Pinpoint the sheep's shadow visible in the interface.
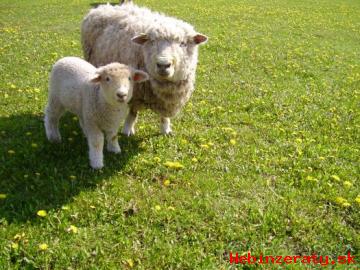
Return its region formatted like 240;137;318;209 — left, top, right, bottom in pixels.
90;2;119;8
0;112;141;224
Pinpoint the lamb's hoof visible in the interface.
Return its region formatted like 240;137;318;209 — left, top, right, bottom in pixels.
47;135;62;143
107;145;121;154
90;161;104;170
161;128;173;136
122;126;135;137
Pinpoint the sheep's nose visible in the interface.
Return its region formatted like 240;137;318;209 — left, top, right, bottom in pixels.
156;63;171;70
116;93;127;99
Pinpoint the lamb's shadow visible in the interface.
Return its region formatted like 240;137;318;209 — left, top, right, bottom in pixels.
90;2;119;8
0;112;141;223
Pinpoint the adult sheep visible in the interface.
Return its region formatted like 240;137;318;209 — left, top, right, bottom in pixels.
81;2;208;135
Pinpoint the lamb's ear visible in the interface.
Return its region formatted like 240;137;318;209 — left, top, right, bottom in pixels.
132;34;149;45
133;70;149;83
90;73;101;83
193;33;208;45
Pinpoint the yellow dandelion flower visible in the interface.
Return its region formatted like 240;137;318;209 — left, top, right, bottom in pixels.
181;139;188;144
8;150;15;155
306;176;318;182
200;144;209;149
31;143;38;148
342;202;351;207
126;258;134;268
343;181;353;188
66;225;78;234
295;138;302;143
153;157;161;163
230;139;236;145
192;157;198;163
331;175;340;181
11;242;19;250
90;205;96;209
38;243;48;251
163;179;171;186
0;194;7;199
163;161;184;169
154;205;161;211
37;210;47;217
319;156;325;160
222;127;234;132
354;195;360;204
10;84;16;89
335;197;348;205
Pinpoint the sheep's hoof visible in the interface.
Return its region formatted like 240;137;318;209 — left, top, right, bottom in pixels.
122;126;135;136
90;161;104;170
107;145;121;154
161;129;173;136
47;136;62;143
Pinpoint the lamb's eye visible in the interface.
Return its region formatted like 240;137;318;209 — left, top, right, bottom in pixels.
128;77;131;81
180;42;187;47
105;77;110;82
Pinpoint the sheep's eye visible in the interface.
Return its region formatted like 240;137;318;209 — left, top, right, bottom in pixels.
105;77;110;82
128;77;131;81
180;42;187;47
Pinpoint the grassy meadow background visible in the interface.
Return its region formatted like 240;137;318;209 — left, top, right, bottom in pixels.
0;0;359;269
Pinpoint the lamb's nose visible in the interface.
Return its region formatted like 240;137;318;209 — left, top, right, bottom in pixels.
116;93;127;99
156;63;171;70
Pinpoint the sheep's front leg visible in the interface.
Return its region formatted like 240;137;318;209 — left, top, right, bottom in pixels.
86;127;104;169
122;110;138;136
106;130;121;154
160;116;172;135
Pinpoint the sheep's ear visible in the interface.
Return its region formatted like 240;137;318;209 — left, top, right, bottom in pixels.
132;34;149;45
90;74;101;83
193;34;208;45
133;70;149;83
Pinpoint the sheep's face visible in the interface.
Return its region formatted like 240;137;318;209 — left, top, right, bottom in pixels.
132;33;207;83
90;63;149;106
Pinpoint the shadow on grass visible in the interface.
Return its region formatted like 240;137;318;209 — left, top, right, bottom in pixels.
0;112;142;224
90;2;119;8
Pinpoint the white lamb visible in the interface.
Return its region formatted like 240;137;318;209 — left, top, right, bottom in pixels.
44;56;149;169
81;3;208;136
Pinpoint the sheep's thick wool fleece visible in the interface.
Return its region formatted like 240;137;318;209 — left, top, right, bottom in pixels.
81;3;200;117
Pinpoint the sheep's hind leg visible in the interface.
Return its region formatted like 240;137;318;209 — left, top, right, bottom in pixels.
160;116;172;135
122;110;138;136
106;130;121;154
44;103;65;143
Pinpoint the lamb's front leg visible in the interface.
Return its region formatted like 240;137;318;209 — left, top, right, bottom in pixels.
160;116;172;135
86;127;104;169
122;110;138;136
106;130;121;154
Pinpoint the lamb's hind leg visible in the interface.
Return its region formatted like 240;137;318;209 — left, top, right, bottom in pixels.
122;109;138;136
160;116;172;135
44;101;65;143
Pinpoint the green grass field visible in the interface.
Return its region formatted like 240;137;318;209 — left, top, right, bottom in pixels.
0;0;359;269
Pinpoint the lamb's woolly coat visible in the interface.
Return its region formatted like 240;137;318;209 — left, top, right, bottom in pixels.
81;3;203;118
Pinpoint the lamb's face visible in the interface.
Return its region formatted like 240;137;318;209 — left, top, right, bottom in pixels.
132;33;207;83
90;63;149;106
